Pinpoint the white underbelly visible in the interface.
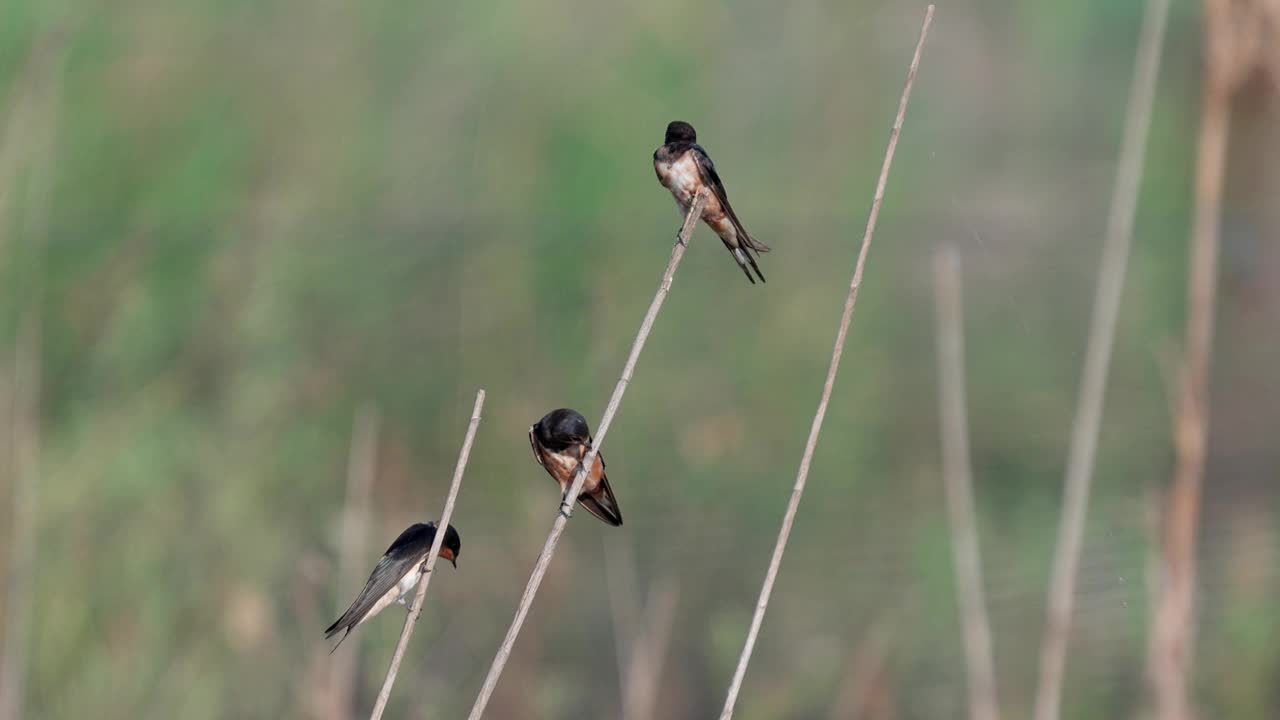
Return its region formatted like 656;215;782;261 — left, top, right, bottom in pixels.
360;566;422;627
657;156;702;206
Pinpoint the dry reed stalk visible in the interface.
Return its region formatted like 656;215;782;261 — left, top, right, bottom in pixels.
328;406;379;720
716;8;935;718
604;536;641;697
1146;0;1263;715
368;389;486;720
933;248;1000;720
466;190;709;720
1030;0;1171;717
621;579;680;720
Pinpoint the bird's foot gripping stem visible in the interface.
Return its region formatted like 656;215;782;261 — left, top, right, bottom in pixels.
558;499;573;520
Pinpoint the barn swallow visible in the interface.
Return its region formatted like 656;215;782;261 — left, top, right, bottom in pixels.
529;408;623;527
653;120;771;284
324;522;461;652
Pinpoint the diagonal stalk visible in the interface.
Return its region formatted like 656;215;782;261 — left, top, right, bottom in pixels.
717;8;935;718
368;389;486;720
466;191;709;720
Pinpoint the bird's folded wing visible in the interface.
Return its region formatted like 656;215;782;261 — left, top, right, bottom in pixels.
325;552;419;636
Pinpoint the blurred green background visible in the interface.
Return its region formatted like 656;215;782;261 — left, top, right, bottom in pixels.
2;0;1279;718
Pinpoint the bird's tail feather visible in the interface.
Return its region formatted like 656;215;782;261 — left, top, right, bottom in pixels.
742;233;771;253
578;476;623;527
733;247;766;284
327;627;351;654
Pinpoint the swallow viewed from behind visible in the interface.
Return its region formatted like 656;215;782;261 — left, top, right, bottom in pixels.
324;521;461;652
529;408;623;527
653;120;771;283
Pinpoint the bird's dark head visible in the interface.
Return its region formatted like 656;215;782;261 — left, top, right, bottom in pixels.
664;120;696;144
532;408;591;451
436;523;462;568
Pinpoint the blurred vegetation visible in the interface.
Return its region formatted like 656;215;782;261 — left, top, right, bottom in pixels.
1;0;1278;718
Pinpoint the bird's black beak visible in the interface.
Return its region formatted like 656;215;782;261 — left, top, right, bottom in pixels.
450;557;457;569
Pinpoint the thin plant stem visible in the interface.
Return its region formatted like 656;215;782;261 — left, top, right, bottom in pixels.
934;247;1000;720
621;579;680;720
1031;0;1171;716
717;8;935;718
329;405;379;720
466;191;709;720
1147;0;1238;714
368;389;486;720
604;536;641;698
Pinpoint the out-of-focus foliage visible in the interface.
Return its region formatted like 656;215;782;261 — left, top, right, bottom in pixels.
1;0;1278;718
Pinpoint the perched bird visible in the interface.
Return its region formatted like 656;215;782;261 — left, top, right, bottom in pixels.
529;408;623;527
653;120;770;283
324;522;461;652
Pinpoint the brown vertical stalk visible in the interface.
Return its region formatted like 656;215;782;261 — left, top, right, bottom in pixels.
604;536;641;699
1147;1;1237;716
466;191;709;720
1031;0;1171;716
1147;90;1225;720
933;248;1000;720
328;406;380;720
621;579;680;720
368;389;485;720
716;8;934;719
606;539;681;720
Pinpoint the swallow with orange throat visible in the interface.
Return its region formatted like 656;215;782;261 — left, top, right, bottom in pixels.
529;408;623;526
324;521;460;652
653;120;770;283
